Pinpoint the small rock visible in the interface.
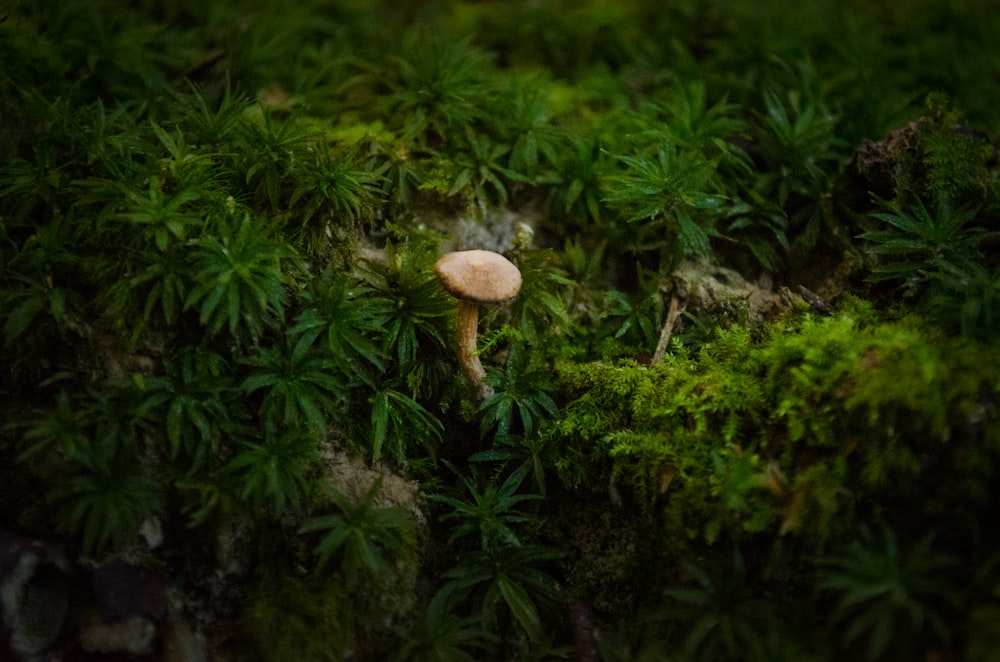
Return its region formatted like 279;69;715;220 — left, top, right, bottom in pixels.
79;611;156;655
161;616;207;662
140;516;164;550
0;529;70;657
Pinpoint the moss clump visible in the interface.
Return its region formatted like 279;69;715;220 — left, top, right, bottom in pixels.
550;297;1000;542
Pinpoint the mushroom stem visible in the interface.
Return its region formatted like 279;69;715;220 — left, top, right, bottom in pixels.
456;299;492;400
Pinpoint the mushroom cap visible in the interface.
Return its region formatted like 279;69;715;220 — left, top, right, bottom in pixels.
434;250;522;303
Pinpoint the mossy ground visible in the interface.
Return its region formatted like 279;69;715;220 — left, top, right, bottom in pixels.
2;1;1000;660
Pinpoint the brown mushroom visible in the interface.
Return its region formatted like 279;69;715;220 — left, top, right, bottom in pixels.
433;250;522;400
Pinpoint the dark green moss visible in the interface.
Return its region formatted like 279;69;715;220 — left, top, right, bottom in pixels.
2;1;999;659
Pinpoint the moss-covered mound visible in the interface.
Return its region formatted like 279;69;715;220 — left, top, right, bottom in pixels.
2;1;999;659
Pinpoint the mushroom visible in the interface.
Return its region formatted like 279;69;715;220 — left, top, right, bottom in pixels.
433;250;522;400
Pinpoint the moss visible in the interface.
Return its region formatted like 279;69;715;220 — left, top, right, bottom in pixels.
546;298;1000;547
2;1;1000;659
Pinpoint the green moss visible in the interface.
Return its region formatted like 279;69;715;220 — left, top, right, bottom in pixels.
243;573;357;661
547;299;1000;547
2;1;1000;658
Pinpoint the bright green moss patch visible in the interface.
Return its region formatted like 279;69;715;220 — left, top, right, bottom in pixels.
548;299;1000;546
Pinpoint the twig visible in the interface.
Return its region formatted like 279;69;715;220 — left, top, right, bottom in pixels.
652;293;685;364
